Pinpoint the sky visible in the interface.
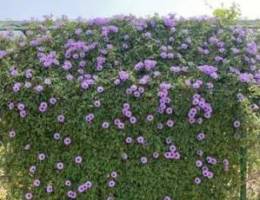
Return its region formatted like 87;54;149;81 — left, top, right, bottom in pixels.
0;0;260;20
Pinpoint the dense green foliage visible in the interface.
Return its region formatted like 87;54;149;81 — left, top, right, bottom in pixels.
0;16;259;200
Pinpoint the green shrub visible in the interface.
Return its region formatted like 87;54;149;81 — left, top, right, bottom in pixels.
0;16;259;200
213;3;241;26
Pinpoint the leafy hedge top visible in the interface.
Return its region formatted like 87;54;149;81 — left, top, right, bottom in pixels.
0;15;259;200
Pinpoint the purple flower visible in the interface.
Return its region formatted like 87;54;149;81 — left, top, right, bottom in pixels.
138;75;150;85
215;56;223;62
196;132;205;141
78;184;85;193
44;78;52;85
8;102;15;110
85;113;95;123
167;53;174;59
62;60;72;70
207;156;217;165
64;137;72;146
123;103;130;109
25;69;33;79
46;185;53;193
17;103;25;111
246;42;257;55
125;136;133;144
65;180;72;187
138;86;145;93
170;66;182;73
81;79;89;89
9;130;16;138
206;82;214;89
232;47;240;54
152;152;160;159
136;136;145;144
194;177;201;184
195;160;203;168
49;97;57;105
10;66;18;77
57;114;65;123
163;196;172;200
75;155;83;164
12;82;22;93
79;60;86;67
166;119;175;127
144;59;157;71
38;51;59;68
181;43;188;49
160;46;167;52
56;162;64;170
94;100;101;107
67;190;77;199
202;170;208;177
123;109;132;118
89;17;110;26
25;192;33;200
84;180;93;189
0;50;7;59
223;159;229;165
173;152;181;160
102;121;110;129
129;116;137;124
75;28;82;35
133;91;140;97
219;48;225;53
114;79;120;85
96;56;106;70
117;122;125;129
206;171;214;179
97;86;104;93
33;179;41;187
119;71;129;81
233;120;241;128
163;16;176;28
38;102;48;113
101;25;118;37
19;110;27;118
169;145;176;152
134;61;144;71
34;85;44;93
140;156;148;164
160;52;168;59
24;82;32;88
53;132;61;140
29;165;37;174
111;171;118;178
38;153;46;161
66;74;74;81
146;114;154;122
108;180;116;188
197;149;204;157
237;93;245;102
198;65;218;79
144;32;152;38
165;137;172;144
164;152;171;159
239;73;254;83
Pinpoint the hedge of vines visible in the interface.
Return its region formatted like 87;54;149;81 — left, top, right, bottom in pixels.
0;15;259;200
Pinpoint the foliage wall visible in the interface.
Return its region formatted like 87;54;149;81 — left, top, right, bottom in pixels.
0;15;259;200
